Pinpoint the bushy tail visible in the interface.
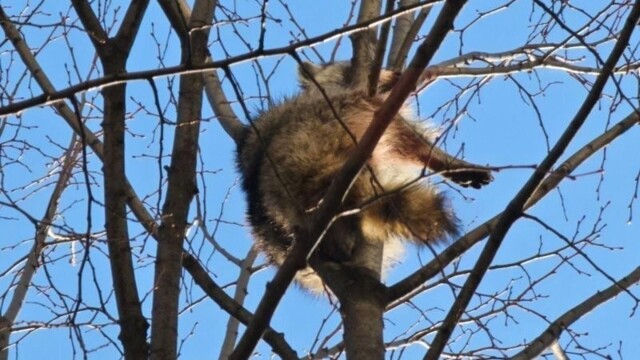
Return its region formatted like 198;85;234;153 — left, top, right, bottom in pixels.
360;184;459;245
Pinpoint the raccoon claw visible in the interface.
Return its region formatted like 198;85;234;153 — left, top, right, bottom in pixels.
448;169;493;189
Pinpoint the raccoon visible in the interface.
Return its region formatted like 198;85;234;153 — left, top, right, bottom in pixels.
236;61;492;292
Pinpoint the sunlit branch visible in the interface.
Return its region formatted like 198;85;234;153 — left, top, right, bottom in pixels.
0;5;295;357
387;95;640;305
423;2;640;358
511;265;640;359
0;0;441;117
229;1;469;358
0;136;80;360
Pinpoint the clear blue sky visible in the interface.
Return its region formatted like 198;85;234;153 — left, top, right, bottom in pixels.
1;1;638;358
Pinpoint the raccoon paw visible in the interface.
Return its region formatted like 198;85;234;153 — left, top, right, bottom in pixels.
448;168;493;189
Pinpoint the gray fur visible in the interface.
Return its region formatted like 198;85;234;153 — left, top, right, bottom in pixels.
236;62;491;293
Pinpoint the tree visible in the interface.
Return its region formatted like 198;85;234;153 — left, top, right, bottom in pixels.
0;0;639;359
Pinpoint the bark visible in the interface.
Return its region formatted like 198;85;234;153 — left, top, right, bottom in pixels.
387;0;417;67
351;0;382;90
101;61;150;360
388;2;432;72
71;1;151;358
0;318;8;360
368;0;394;96
313;243;386;360
341;287;385;360
219;248;260;359
149;1;215;359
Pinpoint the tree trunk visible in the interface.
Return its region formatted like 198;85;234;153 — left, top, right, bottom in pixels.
315;240;387;359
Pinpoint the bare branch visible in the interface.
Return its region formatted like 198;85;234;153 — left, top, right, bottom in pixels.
511;266;640;359
423;2;640;358
173;0;245;144
0;136;79;360
182;254;299;359
72;1;152;358
219;247;260;359
390;3;431;71
368;0;394;96
150;0;215;358
387;104;639;304
2;1;639;358
203;68;246;144
229;1;469;358
114;0;152;53
0;0;440;118
0;5;294;357
70;0;109;48
387;0;417;67
351;0;382;90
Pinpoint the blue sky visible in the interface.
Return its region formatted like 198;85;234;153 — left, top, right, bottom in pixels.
1;0;639;359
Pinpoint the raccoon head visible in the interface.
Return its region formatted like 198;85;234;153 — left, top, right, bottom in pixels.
297;61;399;93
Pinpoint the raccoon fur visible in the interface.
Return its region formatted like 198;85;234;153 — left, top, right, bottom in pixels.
236;61;492;293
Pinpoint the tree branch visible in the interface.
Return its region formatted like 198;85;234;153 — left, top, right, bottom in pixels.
386;109;640;304
422;2;640;358
0;136;79;360
229;0;469;358
0;7;294;357
390;2;431;71
351;0;382;90
69;0;108;50
114;0;152;54
149;0;215;358
387;0;417;68
182;254;299;359
511;266;640;359
368;0;395;96
219;247;260;359
0;0;440;117
172;0;245;145
72;1;152;358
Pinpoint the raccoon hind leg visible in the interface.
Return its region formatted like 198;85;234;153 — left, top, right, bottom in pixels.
388;119;493;189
